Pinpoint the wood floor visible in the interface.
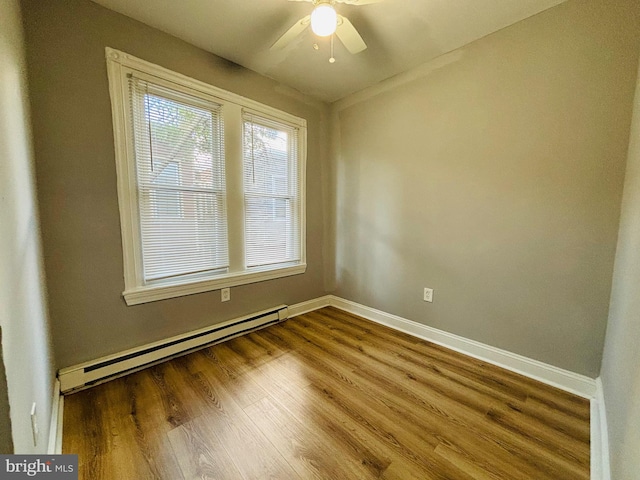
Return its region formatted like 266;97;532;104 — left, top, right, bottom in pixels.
63;307;590;479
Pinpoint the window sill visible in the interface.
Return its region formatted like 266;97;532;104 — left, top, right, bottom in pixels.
123;263;307;306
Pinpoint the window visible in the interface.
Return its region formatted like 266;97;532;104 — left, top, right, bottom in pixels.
243;115;301;268
132;80;228;282
106;48;306;305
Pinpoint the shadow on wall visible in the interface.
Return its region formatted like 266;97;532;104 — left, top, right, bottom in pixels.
0;329;13;453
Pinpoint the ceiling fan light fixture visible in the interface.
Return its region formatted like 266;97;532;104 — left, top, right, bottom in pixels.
310;3;337;37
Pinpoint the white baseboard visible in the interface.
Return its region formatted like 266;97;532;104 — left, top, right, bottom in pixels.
591;378;611;480
47;379;62;454
289;295;597;398
287;295;332;317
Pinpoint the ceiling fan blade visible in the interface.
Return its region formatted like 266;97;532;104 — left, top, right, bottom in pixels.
335;15;367;54
271;15;311;50
335;0;384;5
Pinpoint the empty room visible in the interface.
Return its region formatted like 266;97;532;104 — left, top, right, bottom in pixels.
1;0;640;478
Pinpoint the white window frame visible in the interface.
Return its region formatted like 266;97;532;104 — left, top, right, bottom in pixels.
106;48;307;306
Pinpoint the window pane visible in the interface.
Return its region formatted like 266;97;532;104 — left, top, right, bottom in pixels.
131;80;228;282
139;190;226;280
139;93;223;191
243;122;290;196
243;117;299;268
245;196;294;266
151;162;181;217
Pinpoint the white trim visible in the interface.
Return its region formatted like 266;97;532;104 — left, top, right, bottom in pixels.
106;47;307;306
54;396;63;455
288;295;332;317
124;264;306;305
106;48;306;128
58;305;288;393
591;378;611;480
46;380;61;454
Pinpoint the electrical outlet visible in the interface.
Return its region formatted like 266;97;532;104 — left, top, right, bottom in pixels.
423;287;433;303
221;288;230;302
30;402;38;447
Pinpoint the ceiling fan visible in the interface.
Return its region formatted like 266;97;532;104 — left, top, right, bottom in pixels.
271;0;382;58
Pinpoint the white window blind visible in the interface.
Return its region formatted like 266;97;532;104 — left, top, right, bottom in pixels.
243;114;301;268
129;76;229;282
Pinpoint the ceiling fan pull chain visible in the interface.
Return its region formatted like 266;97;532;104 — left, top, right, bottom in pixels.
330;34;336;63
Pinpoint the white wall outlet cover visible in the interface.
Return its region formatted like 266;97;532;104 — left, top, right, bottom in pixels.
424;288;434;302
221;288;231;302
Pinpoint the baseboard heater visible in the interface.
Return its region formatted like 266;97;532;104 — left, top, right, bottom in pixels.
58;305;288;394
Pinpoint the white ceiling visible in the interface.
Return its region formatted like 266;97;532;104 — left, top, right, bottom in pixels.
91;0;566;103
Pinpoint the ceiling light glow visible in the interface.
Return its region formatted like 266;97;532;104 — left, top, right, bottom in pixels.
311;4;337;37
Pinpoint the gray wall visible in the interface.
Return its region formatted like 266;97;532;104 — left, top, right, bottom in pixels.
332;0;640;377
600;63;640;480
0;0;54;453
20;0;331;369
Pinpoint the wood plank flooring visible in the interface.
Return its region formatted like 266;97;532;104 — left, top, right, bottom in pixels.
63;307;590;479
